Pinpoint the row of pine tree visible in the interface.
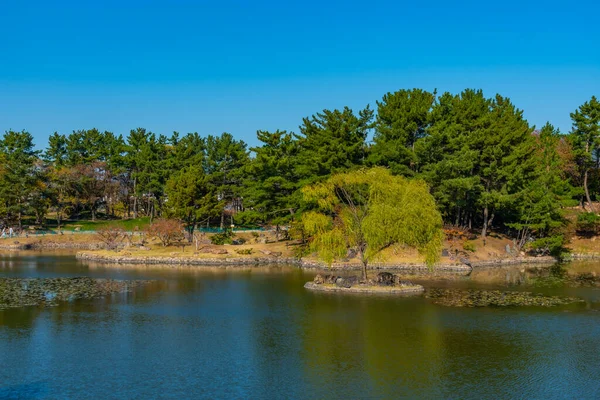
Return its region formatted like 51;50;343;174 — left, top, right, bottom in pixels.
1;89;599;251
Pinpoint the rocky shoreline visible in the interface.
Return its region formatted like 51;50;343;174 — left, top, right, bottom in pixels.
75;251;563;271
304;281;425;294
0;241;103;251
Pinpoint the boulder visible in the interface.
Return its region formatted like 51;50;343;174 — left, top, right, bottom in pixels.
335;277;347;288
346;275;359;287
375;272;395;286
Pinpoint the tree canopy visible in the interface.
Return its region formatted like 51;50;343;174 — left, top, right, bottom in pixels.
301;167;443;279
0;89;597;259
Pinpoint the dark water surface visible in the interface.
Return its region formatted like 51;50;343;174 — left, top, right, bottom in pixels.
2;254;600;399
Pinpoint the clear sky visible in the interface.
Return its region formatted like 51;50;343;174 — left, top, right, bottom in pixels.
1;0;598;149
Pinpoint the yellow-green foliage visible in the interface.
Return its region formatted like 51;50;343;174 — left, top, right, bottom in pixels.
301;167;443;267
463;241;476;252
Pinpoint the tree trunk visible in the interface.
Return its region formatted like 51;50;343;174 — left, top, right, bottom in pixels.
220;212;225;230
482;207;495;246
133;177;138;219
482;206;489;245
358;245;368;280
584;169;595;211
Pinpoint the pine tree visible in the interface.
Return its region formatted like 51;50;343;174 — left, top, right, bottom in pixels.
369;89;436;175
295;106;373;182
242;130;300;225
570;96;600;210
165;165;218;238
0;130;41;228
204;133;249;229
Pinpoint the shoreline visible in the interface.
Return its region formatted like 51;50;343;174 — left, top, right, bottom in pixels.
303;281;425;294
2;238;599;271
75;251;563;271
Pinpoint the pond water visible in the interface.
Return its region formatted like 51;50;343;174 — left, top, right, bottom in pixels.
2;254;600;399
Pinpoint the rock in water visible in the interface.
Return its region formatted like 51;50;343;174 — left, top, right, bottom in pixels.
335;276;359;288
459;257;472;267
376;272;395;286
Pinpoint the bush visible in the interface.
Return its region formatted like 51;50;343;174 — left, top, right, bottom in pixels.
235;248;253;255
462;241;476;252
210;229;234;245
528;235;568;258
576;212;600;235
144;219;185;247
96;225;126;250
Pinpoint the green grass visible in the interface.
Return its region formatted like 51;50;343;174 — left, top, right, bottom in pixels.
39;217;152;232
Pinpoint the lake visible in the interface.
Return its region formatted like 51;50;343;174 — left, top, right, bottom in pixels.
1;254;600;399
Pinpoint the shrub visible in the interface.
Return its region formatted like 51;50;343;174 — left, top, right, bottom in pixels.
210;229;234;245
235;248;253;255
96;225;126;250
576;212;600;235
462;241;476;252
528;235;568;258
144;219;185;247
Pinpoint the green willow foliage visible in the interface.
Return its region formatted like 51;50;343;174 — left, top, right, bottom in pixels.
0;89;598;258
301;168;443;279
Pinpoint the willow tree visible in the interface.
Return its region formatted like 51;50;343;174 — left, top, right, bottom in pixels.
301;167;443;280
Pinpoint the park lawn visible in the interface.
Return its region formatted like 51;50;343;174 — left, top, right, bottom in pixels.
51;217;152;232
95;235;297;259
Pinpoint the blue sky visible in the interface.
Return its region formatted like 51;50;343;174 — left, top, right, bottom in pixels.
1;0;598;149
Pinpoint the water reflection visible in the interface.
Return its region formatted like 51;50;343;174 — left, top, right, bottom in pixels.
1;255;600;398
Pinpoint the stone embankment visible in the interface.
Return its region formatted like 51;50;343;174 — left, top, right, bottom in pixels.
75;251;563;271
76;251;477;271
0;241;103;251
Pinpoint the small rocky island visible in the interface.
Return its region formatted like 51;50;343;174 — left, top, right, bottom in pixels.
0;277;146;309
305;272;424;294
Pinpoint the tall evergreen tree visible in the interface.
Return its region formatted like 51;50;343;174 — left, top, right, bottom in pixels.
508;123;577;254
569;96;600;210
242;130;300;225
295;106;373;182
204;133;249;229
418;90;536;242
44;132;68;167
0;130;41;228
369;89;436;175
165;165;218;238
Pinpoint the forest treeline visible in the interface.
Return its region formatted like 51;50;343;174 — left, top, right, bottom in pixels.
1;89;599;253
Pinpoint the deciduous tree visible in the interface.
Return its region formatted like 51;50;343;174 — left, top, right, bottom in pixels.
301;167;443;280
